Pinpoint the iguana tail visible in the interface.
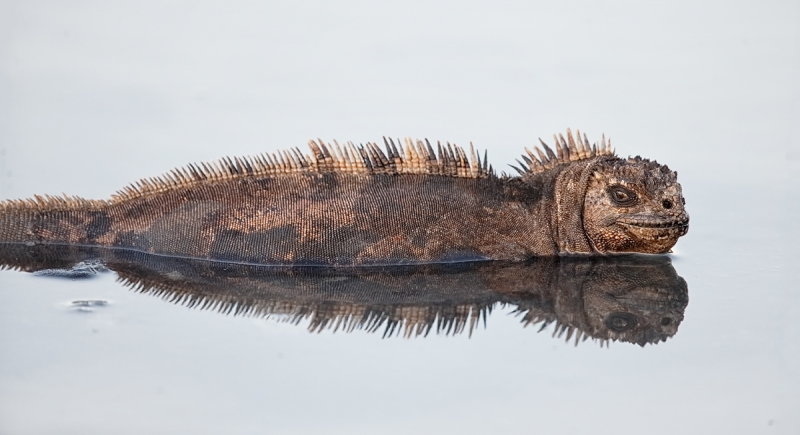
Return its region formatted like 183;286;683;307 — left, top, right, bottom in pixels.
0;195;112;246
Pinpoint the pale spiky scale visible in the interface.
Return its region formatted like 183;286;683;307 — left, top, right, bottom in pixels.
363;144;378;172
320;140;334;162
409;138;422;172
552;134;560;160
279;150;293;171
525;149;544;172
354;142;367;170
354;142;369;171
470;143;479;177
534;143;549;165
371;143;389;169
425;139;436;162
524;148;538;164
402;138;416;171
336;143;349;172
457;146;470;178
558;133;568;149
395;138;405;161
555;134;566;160
288;149;301;171
419;140;431;170
343;142;357;171
555;134;565;159
308;140;322;163
542;141;557;161
345;142;358;171
574;129;587;159
413;139;425;161
292;147;307;168
446;143;457;173
328;140;341;170
514;159;529;174
278;151;290;173
566;129;580;161
581;132;591;158
443;142;456;175
436;142;446;169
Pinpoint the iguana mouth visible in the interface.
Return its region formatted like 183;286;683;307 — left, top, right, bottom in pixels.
617;216;689;229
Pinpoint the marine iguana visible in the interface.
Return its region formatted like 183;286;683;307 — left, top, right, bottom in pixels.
0;129;688;265
0;244;688;346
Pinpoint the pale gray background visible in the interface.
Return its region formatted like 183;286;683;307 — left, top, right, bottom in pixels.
1;1;799;434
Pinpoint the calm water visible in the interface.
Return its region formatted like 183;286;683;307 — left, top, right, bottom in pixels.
1;1;799;434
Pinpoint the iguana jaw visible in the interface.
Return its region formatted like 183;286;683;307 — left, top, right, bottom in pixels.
615;213;689;253
616;214;689;230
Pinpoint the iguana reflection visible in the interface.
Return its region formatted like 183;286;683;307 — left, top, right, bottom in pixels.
0;244;688;346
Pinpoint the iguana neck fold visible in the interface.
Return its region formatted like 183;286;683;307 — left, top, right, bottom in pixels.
550;157;613;253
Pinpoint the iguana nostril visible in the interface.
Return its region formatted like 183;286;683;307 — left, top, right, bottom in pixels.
662;199;673;209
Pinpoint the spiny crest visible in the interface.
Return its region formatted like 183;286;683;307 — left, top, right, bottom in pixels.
0;194;108;212
298;303;491;338
518;309;613;348
112;138;492;202
511;129;615;175
120;274;491;338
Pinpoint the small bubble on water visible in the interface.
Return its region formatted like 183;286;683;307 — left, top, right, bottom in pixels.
67;300;110;313
71;300;109;307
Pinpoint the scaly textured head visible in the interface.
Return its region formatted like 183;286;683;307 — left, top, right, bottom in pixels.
518;129;689;254
582;157;688;253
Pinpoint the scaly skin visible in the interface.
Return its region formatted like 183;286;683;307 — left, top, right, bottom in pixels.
0;130;688;265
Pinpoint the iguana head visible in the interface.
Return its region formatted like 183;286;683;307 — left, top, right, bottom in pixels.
519;130;689;254
582;157;688;254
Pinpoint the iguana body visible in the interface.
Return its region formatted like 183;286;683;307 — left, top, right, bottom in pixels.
0;130;689;265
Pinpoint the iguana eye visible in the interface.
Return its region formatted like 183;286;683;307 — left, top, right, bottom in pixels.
607;186;638;207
